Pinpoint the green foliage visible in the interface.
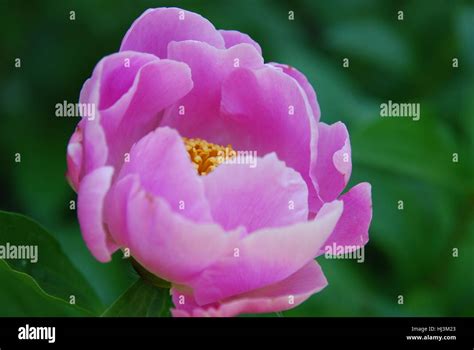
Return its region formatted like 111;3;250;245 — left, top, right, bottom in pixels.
0;260;90;316
0;0;472;317
0;210;102;313
102;279;172;317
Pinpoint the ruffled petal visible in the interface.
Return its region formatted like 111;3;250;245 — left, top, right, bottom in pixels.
190;200;343;305
162;42;318;214
103;174;137;248
81;120;108;176
219;30;262;54
67;51;193;186
66;128;83;191
77;166;117;262
122;177;243;284
116;127;212;223
320;183;372;255
94;52;158;110
312;122;352;207
172;260;327;317
161;40;264;139
84;51;193;171
219;66;319;211
270;63;320;122
120;7;225;58
202;153;308;232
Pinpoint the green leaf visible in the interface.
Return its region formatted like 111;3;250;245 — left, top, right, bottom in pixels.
102;278;172;317
49;223;138;309
0;259;90;316
0;210;102;313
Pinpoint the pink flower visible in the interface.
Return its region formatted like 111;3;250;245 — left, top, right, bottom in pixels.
66;7;372;317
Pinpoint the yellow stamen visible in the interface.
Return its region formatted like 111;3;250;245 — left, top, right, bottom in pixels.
183;137;235;175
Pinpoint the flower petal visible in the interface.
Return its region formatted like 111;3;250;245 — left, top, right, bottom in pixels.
270;63;320;122
117;127;212;223
124;178;243;284
120;7;225;58
161;40;264;139
312;122;352;207
66;119;108;192
190;200;343;305
69;51;193;185
172;260;327;317
94;52;158;111
81;120;108;177
77;166;117;262
66;128;83;191
202;153;308;232
219;66;320;211
85;52;193;172
219;30;262;54
320;182;372;255
103;174;137;248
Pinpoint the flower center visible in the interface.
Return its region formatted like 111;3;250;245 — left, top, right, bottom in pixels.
183;137;235;175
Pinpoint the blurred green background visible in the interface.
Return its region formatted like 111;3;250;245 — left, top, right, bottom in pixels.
0;0;473;316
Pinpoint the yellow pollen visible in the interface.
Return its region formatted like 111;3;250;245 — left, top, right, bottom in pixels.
183;137;235;175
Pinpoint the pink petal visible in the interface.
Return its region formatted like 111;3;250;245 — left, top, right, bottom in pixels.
66;128;83;192
117;127;212;223
68;51;192;188
105;58;192;170
270;63;320;122
124;180;243;284
79;75;97;107
69;52;156;184
312;122;352;208
81;120;108;177
161;40;264;139
320;183;372;255
77;166;118;262
219;30;262;54
172;260;327;317
170;287;201;315
190;200;343;305
95;52;158;110
103;174;138;248
219;66;320;212
82;51;193;172
120;7;225;58
202;153;308;233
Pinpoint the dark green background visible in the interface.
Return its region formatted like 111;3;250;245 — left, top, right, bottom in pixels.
1;0;473;316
